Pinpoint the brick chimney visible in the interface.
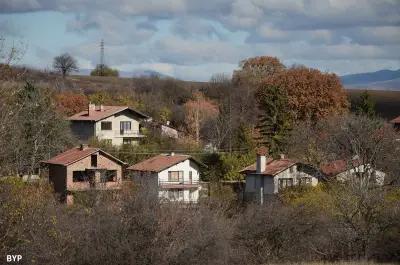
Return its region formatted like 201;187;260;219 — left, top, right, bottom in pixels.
256;147;268;173
88;103;96;113
80;144;88;150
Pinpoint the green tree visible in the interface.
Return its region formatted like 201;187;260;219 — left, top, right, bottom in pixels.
90;64;119;77
356;90;375;118
1;82;73;176
256;85;292;155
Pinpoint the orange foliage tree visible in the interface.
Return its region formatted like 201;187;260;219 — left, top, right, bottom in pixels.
233;56;285;87
261;66;349;121
54;91;88;116
184;92;218;143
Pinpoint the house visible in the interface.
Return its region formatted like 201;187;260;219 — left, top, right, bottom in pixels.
127;153;202;203
390;115;400;130
42;145;127;204
240;147;318;204
320;159;385;185
68;103;150;146
146;120;179;139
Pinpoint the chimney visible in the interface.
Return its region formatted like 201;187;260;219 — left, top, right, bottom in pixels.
88;103;96;113
170;152;175;156
166;120;170;126
256;147;268;173
79;144;88;150
280;154;285;159
100;104;104;111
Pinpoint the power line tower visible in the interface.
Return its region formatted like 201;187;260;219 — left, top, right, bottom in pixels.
99;39;105;76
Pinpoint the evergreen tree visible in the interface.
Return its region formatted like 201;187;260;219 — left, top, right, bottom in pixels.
356;90;375;118
256;85;292;155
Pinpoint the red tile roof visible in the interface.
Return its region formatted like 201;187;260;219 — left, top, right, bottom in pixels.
68;106;149;122
128;154;196;172
390;116;400;124
320;159;361;176
240;158;297;176
42;146;126;166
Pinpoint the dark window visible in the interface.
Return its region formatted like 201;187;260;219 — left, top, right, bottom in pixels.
91;154;97;167
101;121;112;130
278;178;293;190
73;171;87;182
189;171;193;183
123;138;133;145
168;189;184;200
168;171;184;182
104;170;117;182
120;121;131;131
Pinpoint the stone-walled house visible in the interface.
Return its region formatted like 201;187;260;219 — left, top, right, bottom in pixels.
42;145;126;204
128;153;202;203
240;147;319;204
68;103;149;146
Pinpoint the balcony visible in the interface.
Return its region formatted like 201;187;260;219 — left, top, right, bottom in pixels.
158;180;200;189
97;130;146;138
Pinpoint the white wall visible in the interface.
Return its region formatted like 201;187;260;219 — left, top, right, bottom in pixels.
95;110;142;146
245;164;319;197
157;159;201;203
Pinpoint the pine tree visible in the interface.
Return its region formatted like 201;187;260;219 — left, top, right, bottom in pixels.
256;85;292;155
356;90;375;118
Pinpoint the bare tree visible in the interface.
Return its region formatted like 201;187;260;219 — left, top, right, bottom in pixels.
53;53;78;78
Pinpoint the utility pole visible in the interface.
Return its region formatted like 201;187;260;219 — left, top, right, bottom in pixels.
100;39;105;76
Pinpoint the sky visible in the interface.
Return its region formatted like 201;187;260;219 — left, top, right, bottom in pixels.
0;0;399;81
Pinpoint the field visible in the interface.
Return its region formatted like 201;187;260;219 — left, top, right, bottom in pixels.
347;89;400;120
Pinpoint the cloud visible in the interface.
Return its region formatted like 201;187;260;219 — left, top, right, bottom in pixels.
1;0;399;80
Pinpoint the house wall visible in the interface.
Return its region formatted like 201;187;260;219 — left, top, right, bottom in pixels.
70;121;95;143
157;159;201;203
95;109;142;146
48;164;67;194
66;151;123;191
335;164;385;185
245;164;318;202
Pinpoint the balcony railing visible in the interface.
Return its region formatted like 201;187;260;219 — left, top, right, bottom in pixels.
159;180;200;188
97;130;146;138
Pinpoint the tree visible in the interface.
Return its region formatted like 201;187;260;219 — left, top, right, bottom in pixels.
183;92;218;143
0;82;74;177
232;56;285;87
262;66;349;121
288;114;400;259
355;90;375;118
55;91;88;116
53;53;78;78
256;85;292;155
90;64;119;77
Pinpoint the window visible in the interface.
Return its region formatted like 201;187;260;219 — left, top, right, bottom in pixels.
299;177;312;186
189;171;193;183
168;189;184;200
168;171;184;182
120;121;131;131
91;154;97;167
101;121;112;130
278;178;293;190
123;138;133;145
73;171;87;182
104;170;117;182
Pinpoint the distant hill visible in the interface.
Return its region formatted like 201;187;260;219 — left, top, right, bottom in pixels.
341;69;400;90
77;68;169;78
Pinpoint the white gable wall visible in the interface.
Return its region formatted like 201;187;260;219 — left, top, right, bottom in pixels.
157;159;201;203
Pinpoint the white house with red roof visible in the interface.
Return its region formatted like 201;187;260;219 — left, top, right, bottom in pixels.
240;147;319;204
320;159;385;185
127;153;202;203
42;145;127;204
68;103;149;146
